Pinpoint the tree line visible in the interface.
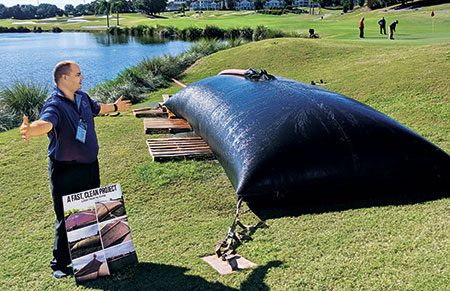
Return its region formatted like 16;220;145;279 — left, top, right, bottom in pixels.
0;0;168;20
0;0;431;20
0;3;64;19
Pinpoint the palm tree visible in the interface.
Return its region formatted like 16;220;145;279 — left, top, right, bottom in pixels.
180;3;186;16
96;0;111;28
111;0;125;26
310;0;320;15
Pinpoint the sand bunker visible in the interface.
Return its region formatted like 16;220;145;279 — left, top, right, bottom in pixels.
377;7;423;13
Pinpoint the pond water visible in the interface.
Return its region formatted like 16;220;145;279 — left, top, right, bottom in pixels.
0;32;192;90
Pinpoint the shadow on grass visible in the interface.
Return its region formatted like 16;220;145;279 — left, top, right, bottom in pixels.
393;0;441;9
247;190;449;220
80;260;283;290
145;15;168;19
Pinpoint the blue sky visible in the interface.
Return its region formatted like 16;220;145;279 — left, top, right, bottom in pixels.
1;1;93;9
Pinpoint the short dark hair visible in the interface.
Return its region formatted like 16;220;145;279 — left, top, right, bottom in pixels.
53;61;75;85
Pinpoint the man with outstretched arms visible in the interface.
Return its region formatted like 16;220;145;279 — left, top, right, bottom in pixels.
19;60;132;279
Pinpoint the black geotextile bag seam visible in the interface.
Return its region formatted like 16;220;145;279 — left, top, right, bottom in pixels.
164;74;450;202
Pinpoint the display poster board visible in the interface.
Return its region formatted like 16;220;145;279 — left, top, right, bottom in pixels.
63;183;138;283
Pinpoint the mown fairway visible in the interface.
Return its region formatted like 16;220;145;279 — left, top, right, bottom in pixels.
1;3;449;44
0;2;449;290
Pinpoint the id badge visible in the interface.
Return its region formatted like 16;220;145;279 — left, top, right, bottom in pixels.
75;119;87;143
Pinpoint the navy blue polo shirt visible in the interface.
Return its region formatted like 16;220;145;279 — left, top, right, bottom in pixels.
40;88;101;163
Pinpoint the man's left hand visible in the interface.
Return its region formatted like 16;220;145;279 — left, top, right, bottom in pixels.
115;96;132;112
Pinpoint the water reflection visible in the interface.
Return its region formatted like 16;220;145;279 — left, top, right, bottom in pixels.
0;32;192;89
92;33;167;46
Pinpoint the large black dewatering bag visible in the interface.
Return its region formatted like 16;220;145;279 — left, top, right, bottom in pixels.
164;73;450;202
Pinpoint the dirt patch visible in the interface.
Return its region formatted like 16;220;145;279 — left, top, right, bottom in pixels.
377;7;424;13
314;12;334;20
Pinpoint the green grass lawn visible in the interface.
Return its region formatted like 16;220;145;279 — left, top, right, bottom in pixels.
1;2;449;44
0;2;449;290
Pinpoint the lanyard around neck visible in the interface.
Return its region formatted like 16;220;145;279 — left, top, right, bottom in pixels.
75;93;82;112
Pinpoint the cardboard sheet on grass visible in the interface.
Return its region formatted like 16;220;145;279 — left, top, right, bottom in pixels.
202;255;257;275
63;183;138;283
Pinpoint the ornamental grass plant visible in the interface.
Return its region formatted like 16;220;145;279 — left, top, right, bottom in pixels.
0;80;48;131
107;24;295;42
89;39;239;104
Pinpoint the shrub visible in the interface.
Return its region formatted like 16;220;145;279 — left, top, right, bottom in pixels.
368;0;397;9
4;26;31;33
178;27;203;40
110;82;148;104
131;25;148;36
228;37;244;48
144;55;182;78
290;8;308;14
188;39;228;56
183;28;198;40
0;106;19;131
140;56;165;75
17;26;31;33
90;39;237;104
89;83;115;104
240;27;253;40
157;25;177;38
89;64;168;104
177;28;187;39
0;80;49;131
223;27;255;40
202;25;225;39
176;51;203;68
257;9;286;15
102;24;294;43
52;27;63;33
108;26;123;35
115;67;158;97
144;26;155;36
224;28;241;39
253;25;268;41
89;80;148;105
266;28;286;39
342;0;354;12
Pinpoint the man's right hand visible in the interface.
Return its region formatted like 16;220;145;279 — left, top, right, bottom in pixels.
19;116;53;143
20;115;30;143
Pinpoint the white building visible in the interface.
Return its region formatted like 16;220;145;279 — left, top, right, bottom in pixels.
236;0;255;10
167;0;186;11
263;0;284;9
190;0;221;11
292;0;359;8
292;0;309;7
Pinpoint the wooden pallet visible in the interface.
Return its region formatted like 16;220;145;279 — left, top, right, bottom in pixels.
133;107;168;118
144;118;192;134
158;104;177;118
146;137;214;161
158;95;177;118
133;95;174;118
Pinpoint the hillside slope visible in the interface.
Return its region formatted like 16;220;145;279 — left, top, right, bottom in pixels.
1;33;449;291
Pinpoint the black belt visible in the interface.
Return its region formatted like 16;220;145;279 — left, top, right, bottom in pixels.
49;157;97;165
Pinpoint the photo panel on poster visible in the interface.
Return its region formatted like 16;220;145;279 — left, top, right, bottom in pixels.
63;183;138;283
